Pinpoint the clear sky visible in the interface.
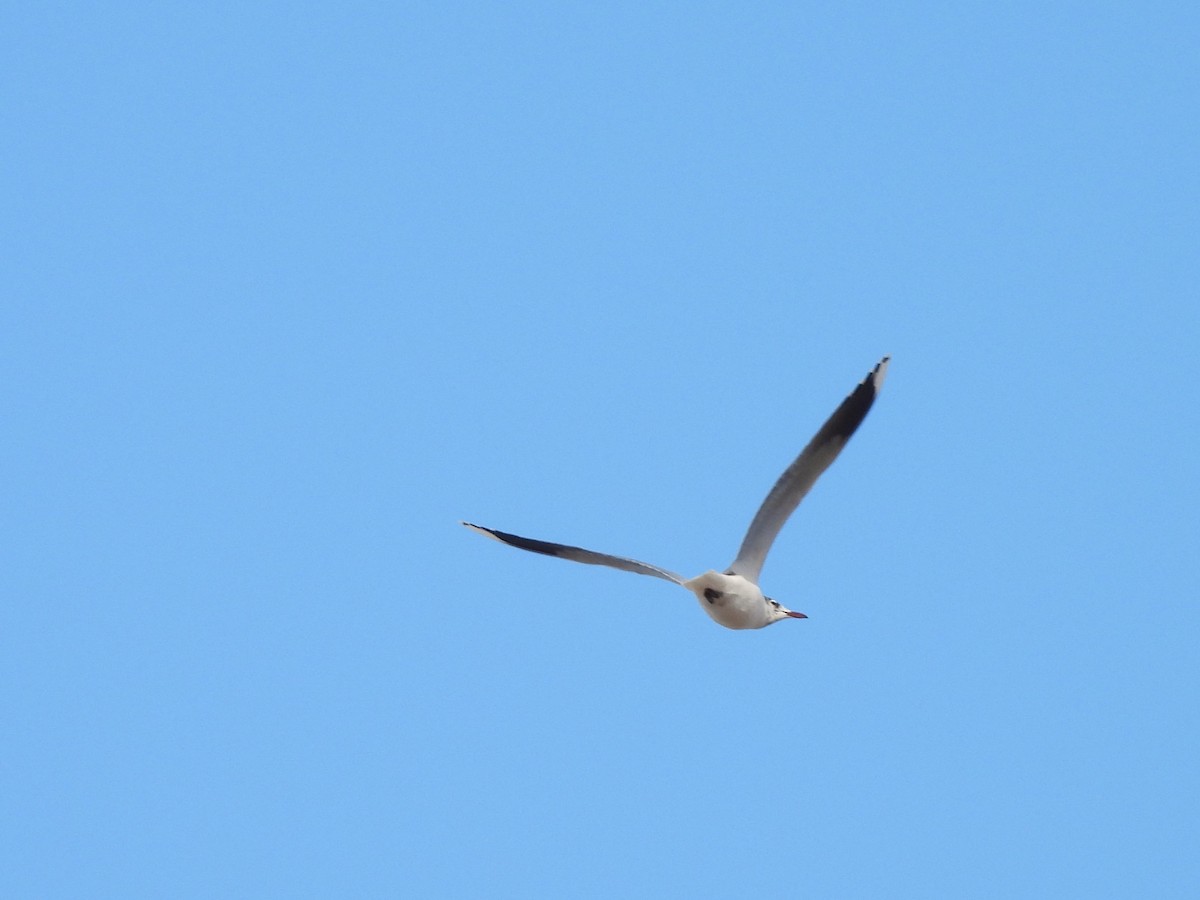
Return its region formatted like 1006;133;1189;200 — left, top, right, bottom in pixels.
4;2;1198;897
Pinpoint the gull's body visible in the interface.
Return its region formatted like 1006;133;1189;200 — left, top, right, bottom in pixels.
463;356;890;630
680;571;779;630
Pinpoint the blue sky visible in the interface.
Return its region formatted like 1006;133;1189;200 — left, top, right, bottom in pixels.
4;2;1198;896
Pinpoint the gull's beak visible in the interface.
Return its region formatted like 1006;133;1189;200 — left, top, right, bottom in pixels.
785;610;808;619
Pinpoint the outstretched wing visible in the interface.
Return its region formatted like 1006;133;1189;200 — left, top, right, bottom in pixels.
462;522;684;585
728;356;890;583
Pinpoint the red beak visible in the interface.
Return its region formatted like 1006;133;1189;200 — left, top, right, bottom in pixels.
786;611;808;619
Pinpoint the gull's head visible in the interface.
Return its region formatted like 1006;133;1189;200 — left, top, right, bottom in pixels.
767;597;808;623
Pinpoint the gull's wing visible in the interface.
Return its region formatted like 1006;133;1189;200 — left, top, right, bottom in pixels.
462;522;684;585
728;356;890;583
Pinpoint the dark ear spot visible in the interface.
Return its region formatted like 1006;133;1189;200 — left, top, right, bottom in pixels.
703;588;723;604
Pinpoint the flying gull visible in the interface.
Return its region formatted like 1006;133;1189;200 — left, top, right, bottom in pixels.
463;356;890;629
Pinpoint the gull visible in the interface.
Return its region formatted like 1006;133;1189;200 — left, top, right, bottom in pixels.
463;356;890;629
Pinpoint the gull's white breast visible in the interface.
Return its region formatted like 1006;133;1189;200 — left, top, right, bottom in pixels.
683;571;772;630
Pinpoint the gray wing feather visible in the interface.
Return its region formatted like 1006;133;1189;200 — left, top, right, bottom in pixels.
462;522;684;585
729;356;890;583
